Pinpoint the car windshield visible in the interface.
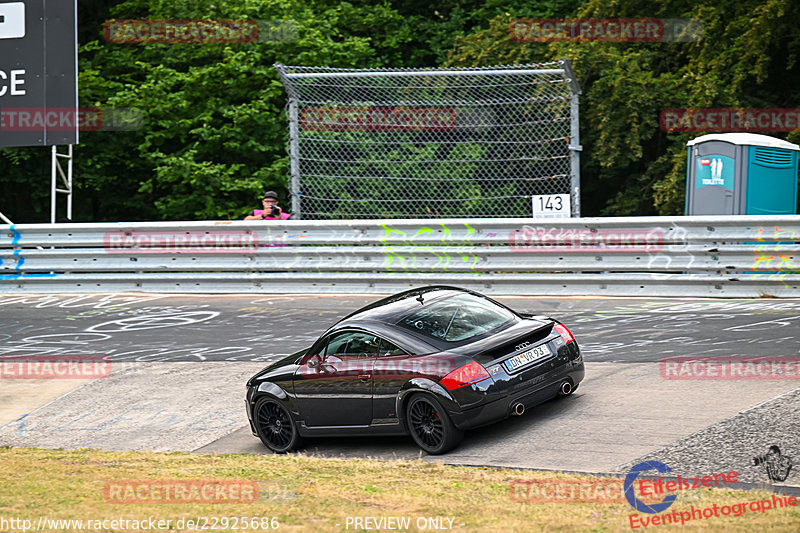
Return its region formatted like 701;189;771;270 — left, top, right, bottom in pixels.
398;293;515;342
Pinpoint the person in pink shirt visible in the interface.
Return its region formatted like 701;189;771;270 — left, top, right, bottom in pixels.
244;191;291;220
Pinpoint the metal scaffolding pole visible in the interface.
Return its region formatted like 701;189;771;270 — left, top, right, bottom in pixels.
51;145;74;223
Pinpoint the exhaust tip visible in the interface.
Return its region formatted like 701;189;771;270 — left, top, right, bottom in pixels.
560;381;573;395
512;402;525;416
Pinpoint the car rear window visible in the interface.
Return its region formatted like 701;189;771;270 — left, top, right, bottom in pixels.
398;293;515;342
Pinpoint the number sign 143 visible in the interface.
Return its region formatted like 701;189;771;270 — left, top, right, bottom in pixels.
532;194;571;218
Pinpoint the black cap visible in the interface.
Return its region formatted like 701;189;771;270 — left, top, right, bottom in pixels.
263;191;278;199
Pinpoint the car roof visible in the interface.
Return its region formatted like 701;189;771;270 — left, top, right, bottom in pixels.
335;286;485;327
317;286;528;354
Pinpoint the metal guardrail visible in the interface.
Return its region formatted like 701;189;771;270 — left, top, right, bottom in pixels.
1;216;799;296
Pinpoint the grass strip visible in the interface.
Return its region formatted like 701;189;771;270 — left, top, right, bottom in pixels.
0;446;798;532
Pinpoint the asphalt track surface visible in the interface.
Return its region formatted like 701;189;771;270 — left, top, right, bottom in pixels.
1;293;798;490
2;293;800;363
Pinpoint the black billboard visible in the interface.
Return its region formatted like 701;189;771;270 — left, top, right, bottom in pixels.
0;0;78;147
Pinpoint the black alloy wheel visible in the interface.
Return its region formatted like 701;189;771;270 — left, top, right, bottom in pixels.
406;395;463;455
254;397;300;453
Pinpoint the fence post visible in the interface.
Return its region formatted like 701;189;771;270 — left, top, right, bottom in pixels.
562;58;582;218
288;100;301;219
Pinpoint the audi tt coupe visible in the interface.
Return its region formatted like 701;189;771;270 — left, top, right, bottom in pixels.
245;286;584;454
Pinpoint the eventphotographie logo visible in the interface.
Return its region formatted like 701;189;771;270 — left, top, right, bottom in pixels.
753;445;793;483
623;461;766;529
625;461;678;514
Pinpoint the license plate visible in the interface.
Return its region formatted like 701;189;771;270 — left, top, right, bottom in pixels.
505;344;551;371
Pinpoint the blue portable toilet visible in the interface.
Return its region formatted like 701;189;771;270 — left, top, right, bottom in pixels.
685;133;799;215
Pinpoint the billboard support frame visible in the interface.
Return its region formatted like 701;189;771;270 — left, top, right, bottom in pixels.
50;145;73;223
0;0;79;223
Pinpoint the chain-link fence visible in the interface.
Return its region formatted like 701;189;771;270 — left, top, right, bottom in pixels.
275;61;581;219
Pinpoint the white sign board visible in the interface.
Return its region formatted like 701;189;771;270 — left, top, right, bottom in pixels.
532;194;571;218
0;3;26;39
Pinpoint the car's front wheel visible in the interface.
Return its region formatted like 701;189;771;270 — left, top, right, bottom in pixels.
254;397;301;453
406;395;463;455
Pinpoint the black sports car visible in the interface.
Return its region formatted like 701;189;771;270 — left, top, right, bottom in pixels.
245;286;584;454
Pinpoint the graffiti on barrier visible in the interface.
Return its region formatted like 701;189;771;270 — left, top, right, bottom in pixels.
380;222;479;272
507;222;699;275
0;225;58;281
753;226;800;282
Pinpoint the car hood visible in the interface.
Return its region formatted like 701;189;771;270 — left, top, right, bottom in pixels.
247;348;308;386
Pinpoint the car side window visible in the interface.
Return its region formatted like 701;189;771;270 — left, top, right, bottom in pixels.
324;331;379;356
377;338;408;356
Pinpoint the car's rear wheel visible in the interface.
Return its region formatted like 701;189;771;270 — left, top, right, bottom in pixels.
254;397;301;453
406;395;463;455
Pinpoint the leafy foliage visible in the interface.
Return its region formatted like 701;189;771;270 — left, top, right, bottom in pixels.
0;0;798;221
446;0;800;215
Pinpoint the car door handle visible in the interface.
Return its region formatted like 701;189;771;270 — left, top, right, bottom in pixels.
358;374;371;382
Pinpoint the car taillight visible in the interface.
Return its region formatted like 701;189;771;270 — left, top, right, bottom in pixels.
440;361;491;390
553;323;575;344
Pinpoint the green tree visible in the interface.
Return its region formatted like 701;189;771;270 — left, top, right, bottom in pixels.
1;0;416;221
445;0;800;215
3;0;798;221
